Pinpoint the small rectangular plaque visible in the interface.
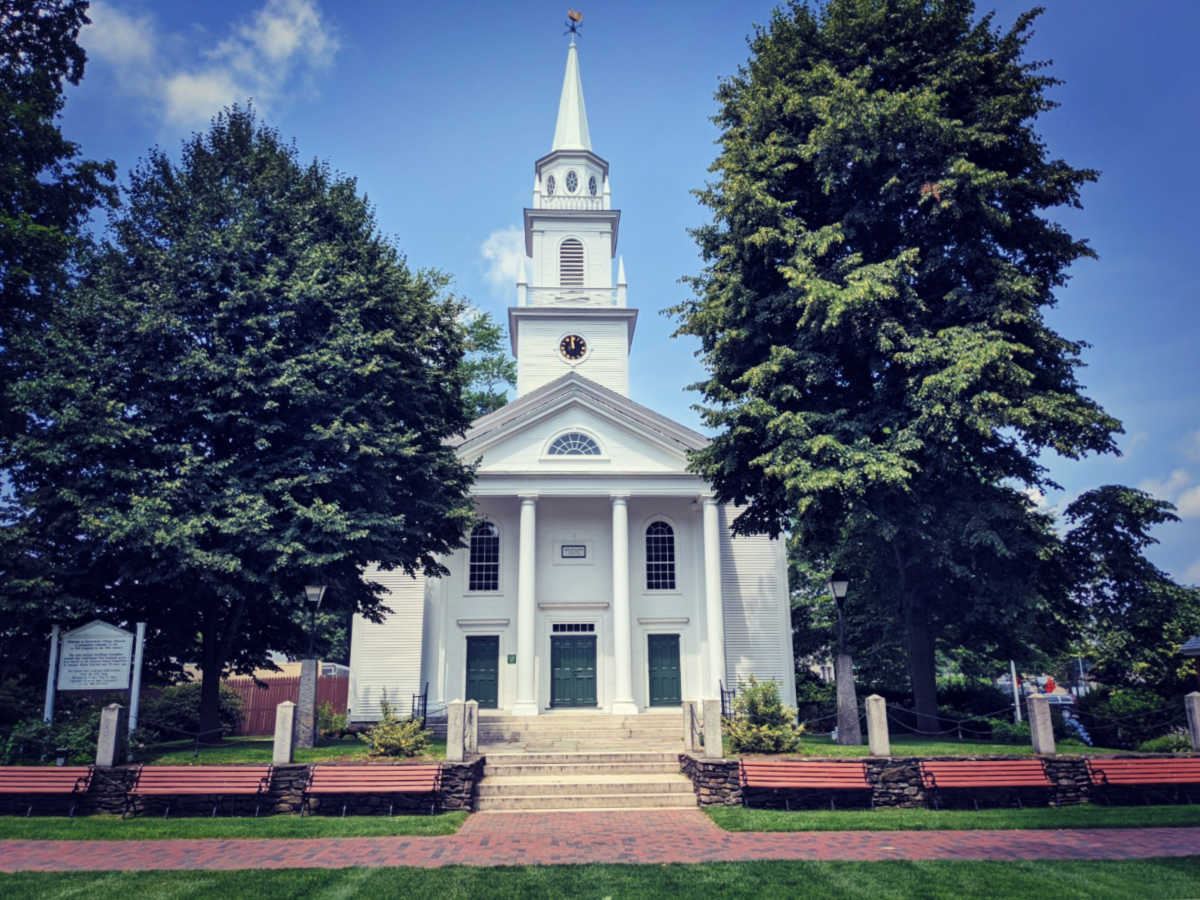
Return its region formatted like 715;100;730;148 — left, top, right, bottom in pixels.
561;544;587;559
507;654;517;664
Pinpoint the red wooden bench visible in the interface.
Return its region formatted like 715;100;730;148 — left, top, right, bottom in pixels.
304;763;442;816
127;765;273;818
1087;758;1200;802
739;760;872;810
919;759;1052;809
0;766;93;817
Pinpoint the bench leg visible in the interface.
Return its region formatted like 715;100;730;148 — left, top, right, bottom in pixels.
163;801;171;819
341;803;347;818
25;804;31;818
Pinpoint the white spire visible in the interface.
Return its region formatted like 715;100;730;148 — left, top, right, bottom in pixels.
551;39;591;151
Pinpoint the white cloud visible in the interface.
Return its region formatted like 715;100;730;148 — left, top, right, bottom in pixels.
1186;430;1200;462
81;0;339;129
481;226;526;294
1022;487;1046;509
1177;485;1200;519
1186;559;1200;585
1139;468;1200;519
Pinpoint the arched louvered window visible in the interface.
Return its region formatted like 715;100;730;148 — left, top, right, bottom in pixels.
547;431;601;456
645;521;676;590
468;521;500;591
559;238;584;287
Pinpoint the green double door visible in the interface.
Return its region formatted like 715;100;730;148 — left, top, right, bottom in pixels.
465;635;499;709
647;634;682;706
550;635;597;708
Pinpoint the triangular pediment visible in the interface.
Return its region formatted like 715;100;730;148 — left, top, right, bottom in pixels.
455;373;708;475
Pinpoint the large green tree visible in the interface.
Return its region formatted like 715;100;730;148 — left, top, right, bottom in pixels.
460;310;516;419
5;107;475;731
673;0;1120;728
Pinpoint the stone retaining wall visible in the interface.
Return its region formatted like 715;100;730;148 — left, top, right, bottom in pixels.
679;755;741;806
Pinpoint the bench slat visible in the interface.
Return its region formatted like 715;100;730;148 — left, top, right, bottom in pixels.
305;764;441;797
1088;759;1200;786
740;761;870;790
920;760;1051;790
0;766;93;795
130;765;272;797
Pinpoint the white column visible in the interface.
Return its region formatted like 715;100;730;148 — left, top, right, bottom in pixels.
702;496;726;699
512;494;539;715
610;495;637;715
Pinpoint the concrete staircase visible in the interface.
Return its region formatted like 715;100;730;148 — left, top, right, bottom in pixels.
474;712;695;811
476;751;695;811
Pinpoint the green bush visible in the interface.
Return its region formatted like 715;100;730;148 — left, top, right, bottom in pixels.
138;682;244;740
725;677;805;754
1136;730;1192;754
358;701;430;757
936;679;1013;718
1076;687;1178;749
987;718;1031;745
318;701;349;739
1;709;102;765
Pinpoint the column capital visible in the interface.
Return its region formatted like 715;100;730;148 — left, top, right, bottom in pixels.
518;493;538;505
700;493;719;507
610;493;630;505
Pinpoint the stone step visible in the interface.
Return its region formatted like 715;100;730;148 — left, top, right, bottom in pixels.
483;751;681;764
473;791;697;811
482;760;680;777
477;774;692;798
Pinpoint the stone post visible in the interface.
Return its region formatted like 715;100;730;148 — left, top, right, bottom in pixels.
702;698;724;759
296;658;318;749
446;699;465;762
1186;692;1200;751
273;700;296;764
865;694;890;757
1027;693;1056;755
95;703;128;767
464;699;479;756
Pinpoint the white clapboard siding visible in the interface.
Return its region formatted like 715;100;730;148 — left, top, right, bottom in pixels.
719;506;796;706
516;318;629;396
348;567;425;722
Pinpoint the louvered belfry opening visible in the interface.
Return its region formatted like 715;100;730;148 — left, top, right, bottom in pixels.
559;238;584;286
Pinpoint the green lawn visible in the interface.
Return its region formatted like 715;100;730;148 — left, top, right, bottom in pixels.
707;804;1200;832
737;734;1121;758
3;860;1199;899
138;735;446;765
0;812;466;840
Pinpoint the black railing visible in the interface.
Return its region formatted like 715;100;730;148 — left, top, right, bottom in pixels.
411;681;428;728
688;700;702;749
720;680;737;719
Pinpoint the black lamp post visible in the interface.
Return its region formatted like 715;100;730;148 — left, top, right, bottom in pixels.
827;571;862;746
304;584;326;660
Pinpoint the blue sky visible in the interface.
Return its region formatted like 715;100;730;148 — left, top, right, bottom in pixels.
65;1;1199;584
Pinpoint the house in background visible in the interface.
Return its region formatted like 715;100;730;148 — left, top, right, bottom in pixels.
348;38;794;723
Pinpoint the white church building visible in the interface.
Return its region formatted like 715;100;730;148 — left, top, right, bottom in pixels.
348;40;795;722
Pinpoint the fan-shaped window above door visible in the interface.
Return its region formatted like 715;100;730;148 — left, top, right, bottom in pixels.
547;431;602;456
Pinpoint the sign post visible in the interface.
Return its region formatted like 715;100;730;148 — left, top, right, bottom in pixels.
43;625;61;724
128;622;147;734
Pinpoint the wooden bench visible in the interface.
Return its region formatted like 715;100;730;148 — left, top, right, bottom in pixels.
1087;758;1200;802
0;766;93;817
920;759;1052;809
739;760;872;810
303;764;442;816
127;765;273;817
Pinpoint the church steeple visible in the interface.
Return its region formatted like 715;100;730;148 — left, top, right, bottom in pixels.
552;38;592;151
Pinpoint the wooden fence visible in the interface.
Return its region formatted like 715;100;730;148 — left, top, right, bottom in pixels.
224;675;349;735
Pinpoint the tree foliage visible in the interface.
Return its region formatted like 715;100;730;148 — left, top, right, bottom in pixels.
672;0;1120;726
460;310;515;419
3;107;475;730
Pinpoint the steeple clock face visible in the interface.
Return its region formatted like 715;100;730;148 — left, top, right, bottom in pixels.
559;334;587;361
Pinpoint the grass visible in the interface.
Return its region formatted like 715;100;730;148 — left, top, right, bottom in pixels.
138;735;447;765
2;859;1199;899
732;734;1123;758
707;803;1200;832
0;812;466;840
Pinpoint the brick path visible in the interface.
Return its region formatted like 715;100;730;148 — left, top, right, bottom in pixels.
1;811;1198;872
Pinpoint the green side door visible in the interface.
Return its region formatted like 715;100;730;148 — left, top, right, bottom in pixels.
465;635;499;709
550;635;597;708
647;634;682;706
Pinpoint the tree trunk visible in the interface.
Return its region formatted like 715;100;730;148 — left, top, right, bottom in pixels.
834;652;863;745
198;621;224;742
904;597;940;735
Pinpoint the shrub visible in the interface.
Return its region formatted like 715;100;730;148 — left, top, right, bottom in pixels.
1076;687;1178;749
358;701;430;757
1;709;102;765
318;701;349;739
987;718;1031;745
936;679;1013;718
1136;730;1192;754
138;682;244;741
725;677;805;754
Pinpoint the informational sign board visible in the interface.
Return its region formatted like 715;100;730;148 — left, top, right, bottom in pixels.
56;620;134;691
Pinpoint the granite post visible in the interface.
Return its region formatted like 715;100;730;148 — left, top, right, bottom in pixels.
866;694;890;757
446;699;465;762
1028;693;1056;755
296;658;318;749
464;699;479;756
702;698;724;759
273;700;296;764
95;703;128;767
1186;692;1200;751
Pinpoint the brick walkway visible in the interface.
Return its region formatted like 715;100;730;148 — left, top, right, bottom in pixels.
1;811;1198;872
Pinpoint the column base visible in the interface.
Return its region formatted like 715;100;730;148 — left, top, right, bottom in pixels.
610;699;639;716
510;701;540;716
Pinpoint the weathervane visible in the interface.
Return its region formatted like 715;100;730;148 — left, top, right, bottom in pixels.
565;9;583;39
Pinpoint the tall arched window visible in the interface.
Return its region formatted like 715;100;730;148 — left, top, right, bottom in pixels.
559;238;584;287
645;521;676;590
547;431;601;456
468;521;500;591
